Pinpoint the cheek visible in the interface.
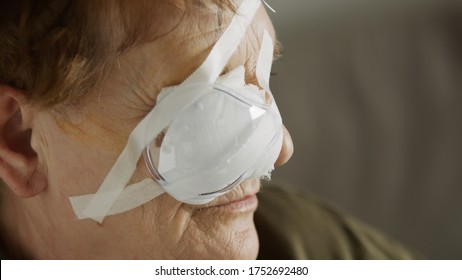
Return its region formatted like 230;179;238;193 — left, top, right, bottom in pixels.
34;117;119;202
105;195;199;258
108;194;190;242
50;140;116;197
115;193;259;259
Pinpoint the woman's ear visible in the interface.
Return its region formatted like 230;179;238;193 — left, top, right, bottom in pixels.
0;85;46;197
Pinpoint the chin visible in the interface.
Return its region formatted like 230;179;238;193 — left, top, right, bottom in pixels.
180;204;260;259
223;221;260;260
216;209;261;260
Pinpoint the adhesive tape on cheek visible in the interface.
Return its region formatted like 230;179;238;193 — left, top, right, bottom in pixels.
70;178;163;221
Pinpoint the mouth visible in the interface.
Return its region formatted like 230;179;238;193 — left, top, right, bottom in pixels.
192;179;261;214
203;194;258;212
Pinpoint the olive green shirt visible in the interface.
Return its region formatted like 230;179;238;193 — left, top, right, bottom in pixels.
256;183;415;259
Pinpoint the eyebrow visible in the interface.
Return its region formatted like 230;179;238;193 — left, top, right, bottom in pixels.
219;38;283;77
273;39;283;60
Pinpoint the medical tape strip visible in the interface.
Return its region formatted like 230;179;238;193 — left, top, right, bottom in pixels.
182;0;262;85
69;0;262;222
70;178;161;220
262;0;276;13
256;30;274;93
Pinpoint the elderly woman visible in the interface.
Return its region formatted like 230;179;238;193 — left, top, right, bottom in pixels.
0;0;413;259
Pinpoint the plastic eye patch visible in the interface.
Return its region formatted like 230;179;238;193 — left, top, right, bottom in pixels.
142;84;281;205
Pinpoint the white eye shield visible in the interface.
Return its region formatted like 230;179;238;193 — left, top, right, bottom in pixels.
69;0;282;222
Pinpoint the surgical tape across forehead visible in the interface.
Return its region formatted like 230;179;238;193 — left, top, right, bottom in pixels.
69;0;278;222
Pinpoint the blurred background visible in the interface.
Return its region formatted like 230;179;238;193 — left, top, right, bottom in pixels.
268;0;462;259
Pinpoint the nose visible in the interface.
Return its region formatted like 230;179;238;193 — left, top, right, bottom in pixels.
275;125;294;167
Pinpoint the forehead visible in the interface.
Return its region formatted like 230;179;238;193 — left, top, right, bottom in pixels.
108;2;275;95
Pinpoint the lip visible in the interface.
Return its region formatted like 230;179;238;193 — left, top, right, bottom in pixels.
205;194;258;213
193;179;260;214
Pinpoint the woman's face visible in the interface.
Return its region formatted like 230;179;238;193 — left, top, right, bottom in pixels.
26;1;293;259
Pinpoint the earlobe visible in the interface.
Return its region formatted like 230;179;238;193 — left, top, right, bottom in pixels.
0;85;46;197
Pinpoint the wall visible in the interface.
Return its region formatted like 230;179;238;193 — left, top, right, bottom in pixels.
269;0;462;259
